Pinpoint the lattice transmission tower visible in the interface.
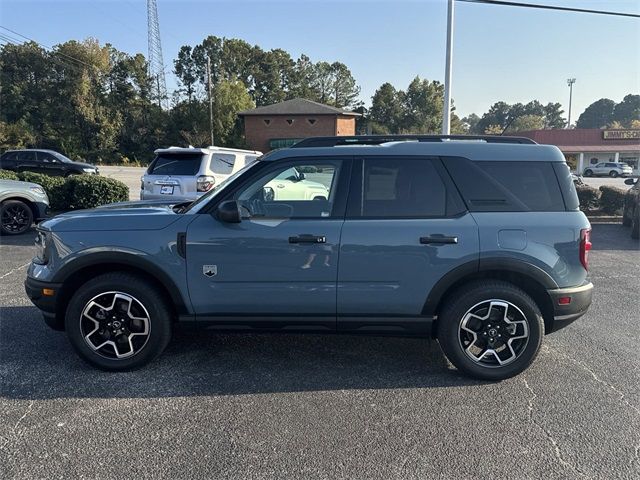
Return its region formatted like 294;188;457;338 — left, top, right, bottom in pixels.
147;0;167;108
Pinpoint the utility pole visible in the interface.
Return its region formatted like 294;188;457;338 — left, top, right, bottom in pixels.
567;78;576;128
207;56;214;146
441;0;455;135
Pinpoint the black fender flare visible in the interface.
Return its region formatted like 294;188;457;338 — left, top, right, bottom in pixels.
422;257;558;316
52;250;191;315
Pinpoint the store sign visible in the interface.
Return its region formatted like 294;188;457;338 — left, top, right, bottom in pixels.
602;130;640;140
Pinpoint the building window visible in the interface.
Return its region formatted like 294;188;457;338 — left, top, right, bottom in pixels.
263;119;271;126
269;138;303;149
307;118;317;125
286;119;294;125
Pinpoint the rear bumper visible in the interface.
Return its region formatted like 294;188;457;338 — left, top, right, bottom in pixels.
25;276;64;330
547;281;593;332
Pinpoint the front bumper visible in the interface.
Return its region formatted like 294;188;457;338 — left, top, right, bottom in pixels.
33;201;50;221
547;281;593;332
25;277;64;330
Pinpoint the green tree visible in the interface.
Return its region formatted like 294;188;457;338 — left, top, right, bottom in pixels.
611;94;640;127
576;98;615;128
330;62;360;108
370;83;403;133
400;76;443;133
508;114;545;132
543;102;566;129
213;80;255;145
461;113;481;134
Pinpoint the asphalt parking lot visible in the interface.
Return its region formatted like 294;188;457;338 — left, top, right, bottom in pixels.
1;224;639;479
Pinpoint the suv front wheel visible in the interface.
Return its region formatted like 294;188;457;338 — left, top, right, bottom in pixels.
437;281;544;381
65;272;172;371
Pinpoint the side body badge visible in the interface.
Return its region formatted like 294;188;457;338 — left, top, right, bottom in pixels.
203;265;217;277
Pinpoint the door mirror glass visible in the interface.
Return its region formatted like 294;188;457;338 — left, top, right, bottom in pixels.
215;200;241;223
624;178;637;186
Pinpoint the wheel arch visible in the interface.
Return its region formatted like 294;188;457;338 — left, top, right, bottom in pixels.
424;259;556;335
52;252;191;325
1;196;38;221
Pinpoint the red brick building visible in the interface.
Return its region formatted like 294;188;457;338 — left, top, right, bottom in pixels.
511;129;640;173
239;98;360;153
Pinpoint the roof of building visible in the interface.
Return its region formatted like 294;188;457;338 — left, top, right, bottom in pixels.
507;129;640;153
238;98;361;117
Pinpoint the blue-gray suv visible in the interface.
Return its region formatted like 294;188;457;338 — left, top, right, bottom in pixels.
25;135;594;380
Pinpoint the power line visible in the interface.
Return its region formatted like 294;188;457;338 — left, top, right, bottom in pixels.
457;0;640;18
0;25;102;70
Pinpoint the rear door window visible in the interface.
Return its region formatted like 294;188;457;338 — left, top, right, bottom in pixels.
148;153;203;176
348;157;464;218
17;151;37;163
443;158;565;212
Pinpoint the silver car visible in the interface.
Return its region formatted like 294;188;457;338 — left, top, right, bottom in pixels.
140;146;262;201
1;179;49;234
583;162;633;178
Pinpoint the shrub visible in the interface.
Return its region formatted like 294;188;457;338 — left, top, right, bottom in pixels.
16;171;69;211
0;169;19;180
598;185;626;215
65;174;129;210
575;185;600;211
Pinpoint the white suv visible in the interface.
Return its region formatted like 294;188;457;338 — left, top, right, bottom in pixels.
583;162;633;178
140;146;262;200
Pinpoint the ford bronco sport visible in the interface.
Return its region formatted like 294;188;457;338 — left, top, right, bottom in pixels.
25;135;593;380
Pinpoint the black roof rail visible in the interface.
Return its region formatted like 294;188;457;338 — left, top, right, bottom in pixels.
291;134;537;148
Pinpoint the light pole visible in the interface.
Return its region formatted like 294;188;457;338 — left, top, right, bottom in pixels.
567;78;576;128
442;0;455;135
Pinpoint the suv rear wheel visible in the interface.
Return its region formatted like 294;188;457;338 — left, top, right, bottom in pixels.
65;272;172;371
437;281;544;381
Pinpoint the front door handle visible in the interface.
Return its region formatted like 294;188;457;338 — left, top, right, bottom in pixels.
420;235;458;245
289;234;326;244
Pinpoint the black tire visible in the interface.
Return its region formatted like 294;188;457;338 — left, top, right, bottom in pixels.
631;212;639;240
1;199;33;235
584;169;593;177
610;170;619;178
65;272;172;371
437;280;544;381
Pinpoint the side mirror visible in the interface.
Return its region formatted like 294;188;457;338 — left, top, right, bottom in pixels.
624;178;637;186
298;172;306;181
215;200;241;223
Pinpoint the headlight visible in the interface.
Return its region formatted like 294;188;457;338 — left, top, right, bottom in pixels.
29;186;46;195
33;230;50;265
82;167;96;173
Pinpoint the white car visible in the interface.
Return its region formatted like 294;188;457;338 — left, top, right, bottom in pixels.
140;146;262;200
583;162;633;178
263;167;329;202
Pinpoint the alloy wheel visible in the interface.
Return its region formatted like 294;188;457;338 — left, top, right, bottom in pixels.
80;291;151;359
458;300;530;368
1;203;31;234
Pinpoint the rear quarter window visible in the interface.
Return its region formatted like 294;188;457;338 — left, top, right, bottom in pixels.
210;153;236;175
148;153;203;176
443;157;566;212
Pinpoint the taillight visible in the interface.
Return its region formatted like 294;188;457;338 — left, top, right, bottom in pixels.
197;175;215;192
580;228;592;271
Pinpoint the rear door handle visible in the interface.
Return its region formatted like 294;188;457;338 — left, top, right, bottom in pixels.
289;234;326;244
420;235;458;245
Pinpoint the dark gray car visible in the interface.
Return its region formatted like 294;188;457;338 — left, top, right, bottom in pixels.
0;149;99;176
25;135;593;381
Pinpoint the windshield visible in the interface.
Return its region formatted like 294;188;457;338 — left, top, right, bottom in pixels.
52;152;72;163
184;160;261;213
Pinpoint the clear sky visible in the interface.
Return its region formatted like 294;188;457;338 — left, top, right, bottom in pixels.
1;0;638;120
